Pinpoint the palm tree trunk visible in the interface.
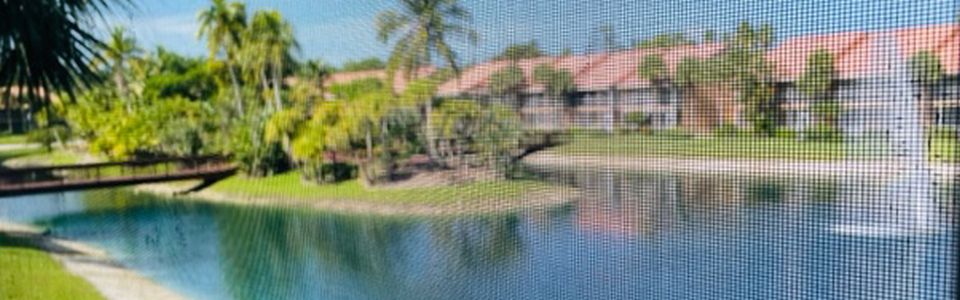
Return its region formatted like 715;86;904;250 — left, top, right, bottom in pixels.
365;126;374;162
423;100;440;163
114;70;131;113
272;65;283;111
3;89;13;133
228;63;244;115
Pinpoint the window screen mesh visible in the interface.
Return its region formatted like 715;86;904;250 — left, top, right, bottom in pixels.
0;1;958;299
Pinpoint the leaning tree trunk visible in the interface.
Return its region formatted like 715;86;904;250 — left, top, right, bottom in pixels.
228;63;244;116
3;89;13;133
272;63;283;112
423;100;441;165
114;70;131;113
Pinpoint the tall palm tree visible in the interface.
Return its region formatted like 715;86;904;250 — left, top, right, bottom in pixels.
910;50;943;127
639;53;670;105
0;0;129;119
243;10;299;112
97;26;141;112
533;63;576;129
376;0;476;81
798;49;838;128
300;59;334;96
198;0;247;115
376;0;477;162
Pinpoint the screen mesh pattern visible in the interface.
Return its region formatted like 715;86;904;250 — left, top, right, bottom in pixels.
0;0;958;299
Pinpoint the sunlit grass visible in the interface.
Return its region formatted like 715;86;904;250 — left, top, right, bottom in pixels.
210;172;554;204
556;134;846;160
556;134;960;163
0;235;104;300
0;134;28;145
3;149;89;166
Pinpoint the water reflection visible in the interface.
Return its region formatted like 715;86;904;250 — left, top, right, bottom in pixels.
0;170;952;299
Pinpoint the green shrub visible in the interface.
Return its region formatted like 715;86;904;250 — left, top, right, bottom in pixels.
27;125;71;150
624;112;653;133
653;127;693;139
713;123;741;138
774;128;797;139
320;163;358;183
803;124;842;142
930;125;957;141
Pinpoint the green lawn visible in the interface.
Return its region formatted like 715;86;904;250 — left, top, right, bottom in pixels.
0;148;44;164
210;172;555;205
8;150;88;166
0;235;104;300
556;135;846;160
555;134;960;162
0;133;28;145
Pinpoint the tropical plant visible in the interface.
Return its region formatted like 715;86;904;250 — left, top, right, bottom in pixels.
376;0;476;163
340;57;386;72
639;54;671;111
242;10;299;112
0;0;129;133
636;33;694;49
797;49;836;101
797;49;839;128
488;64;526;109
723;21;778;136
431;100;521;175
533;63;577;127
495;41;543;61
375;0;477;80
298;59;334;101
910;50;944;127
96;26;142;112
198;0;247;114
292;101;353;182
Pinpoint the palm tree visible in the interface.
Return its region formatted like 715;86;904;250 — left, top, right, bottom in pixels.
533;63;576;129
675;56;702;130
797;49;838;128
639;53;669;106
910;50;943;127
97;26;141;112
376;0;476;81
0;0;129;121
376;0;477;162
243;10;299;112
488;64;526;111
198;0;247;115
300;59;334;96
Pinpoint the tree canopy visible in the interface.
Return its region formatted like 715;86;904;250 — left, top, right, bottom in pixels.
341;57;386;72
496;41;543;61
0;0;131;106
636;33;695;49
376;0;477;81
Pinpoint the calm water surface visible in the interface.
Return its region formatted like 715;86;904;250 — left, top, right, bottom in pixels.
0;172;955;299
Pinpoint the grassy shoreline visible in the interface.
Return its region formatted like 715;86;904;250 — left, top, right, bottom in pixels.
0;234;104;300
555;134;959;162
137;173;576;216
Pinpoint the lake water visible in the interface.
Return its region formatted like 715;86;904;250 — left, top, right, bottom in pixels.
0;171;956;299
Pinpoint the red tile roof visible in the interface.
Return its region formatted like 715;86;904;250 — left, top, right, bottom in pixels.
435;23;959;96
769;24;959;81
437;60;512;96
767;31;869;81
617;43;725;90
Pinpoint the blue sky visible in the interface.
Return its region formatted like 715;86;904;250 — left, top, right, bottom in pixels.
108;0;958;67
